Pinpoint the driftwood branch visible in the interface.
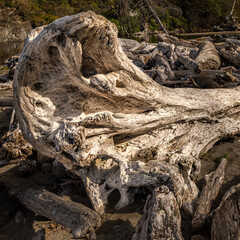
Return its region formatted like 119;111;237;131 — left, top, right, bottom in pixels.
132;186;183;240
230;0;237;15
0;168;101;238
0;97;13;107
211;183;240;240
0;82;12;90
192;158;227;229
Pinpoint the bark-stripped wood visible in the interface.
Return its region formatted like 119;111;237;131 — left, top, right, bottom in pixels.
211;183;240;240
0;97;13;107
132;186;183;240
216;42;240;68
13;11;240;225
192;158;227;229
0;169;101;238
0;129;33;160
0;82;12;90
195;40;221;70
178;55;200;73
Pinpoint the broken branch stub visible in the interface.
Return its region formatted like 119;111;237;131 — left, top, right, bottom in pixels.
192;158;227;229
14;11;240;214
211;183;240;240
132;186;183;240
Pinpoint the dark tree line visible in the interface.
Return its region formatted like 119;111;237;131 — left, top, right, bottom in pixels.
0;0;239;33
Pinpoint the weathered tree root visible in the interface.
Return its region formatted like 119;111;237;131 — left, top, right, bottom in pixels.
0;168;101;238
12;11;240;237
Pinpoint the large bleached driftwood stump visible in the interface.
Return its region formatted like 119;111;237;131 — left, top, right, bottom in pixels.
13;11;240;238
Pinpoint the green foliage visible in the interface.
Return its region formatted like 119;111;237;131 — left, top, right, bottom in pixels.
1;0;240;33
214;153;229;164
1;66;9;71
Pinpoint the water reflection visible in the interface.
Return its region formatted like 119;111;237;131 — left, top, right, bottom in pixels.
0;41;24;64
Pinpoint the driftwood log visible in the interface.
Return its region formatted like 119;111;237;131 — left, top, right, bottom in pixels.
211;183;240;240
0;97;13;107
12;11;240;236
192;158;227;229
132;186;183;240
0;168;101;238
195;40;221;70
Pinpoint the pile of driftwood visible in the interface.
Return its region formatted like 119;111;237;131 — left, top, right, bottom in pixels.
120;34;240;88
0;11;240;240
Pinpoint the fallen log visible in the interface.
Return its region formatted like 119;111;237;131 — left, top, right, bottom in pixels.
195;40;221;70
178;55;200;73
132;186;183;240
0;97;13;107
174;69;240;80
0;168;101;238
226;38;240;46
192;158;227;229
211;183;240;240
216;42;240;68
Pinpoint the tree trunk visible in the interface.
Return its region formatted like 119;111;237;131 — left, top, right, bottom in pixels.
143;0;169;35
195;40;221;70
